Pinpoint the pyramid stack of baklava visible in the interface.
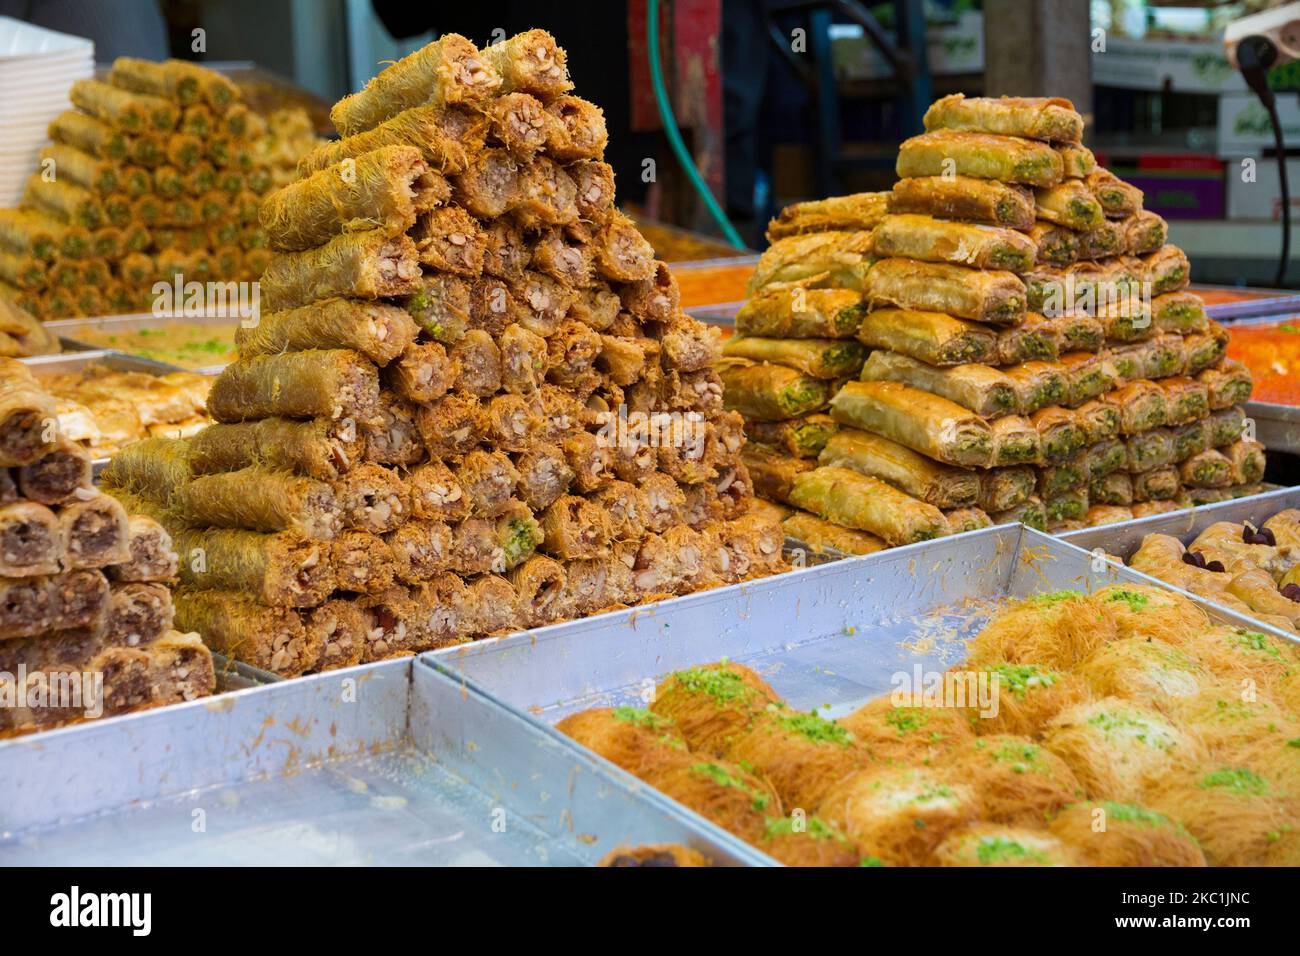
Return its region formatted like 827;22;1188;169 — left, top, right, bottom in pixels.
727;93;1265;550
0;358;213;737
0;57;277;320
101;30;783;677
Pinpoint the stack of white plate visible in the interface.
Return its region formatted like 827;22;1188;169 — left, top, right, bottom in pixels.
0;17;94;209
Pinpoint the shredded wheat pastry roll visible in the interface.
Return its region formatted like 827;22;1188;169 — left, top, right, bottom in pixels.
484;28;571;97
400;273;470;343
331;33;500;136
175;589;314;676
531;226;594;286
765;191;889;240
539;494;611;560
887;175;1034;229
513;443;574;512
385;519;453;584
412;206;485;275
208;350;380;425
896;130;1063;187
746;230;874;294
189;417;362;482
592;211;655;282
260;145;444;251
871;213;1036;273
330;530;395;594
571;159;615;222
235;298;417;367
512;155;578;228
866;257;1026;325
335;463;409;534
173;466;341;540
0;575;56;638
544;95;608;162
860;350;1016;418
788;465;949;546
260;230;421;310
923;93;1084;143
831;380;994;468
307;599;367;671
171;527;333;608
300;105;482;177
507;554;566;628
485;91;550;158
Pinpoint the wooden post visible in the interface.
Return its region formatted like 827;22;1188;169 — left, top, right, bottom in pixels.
984;0;1092;120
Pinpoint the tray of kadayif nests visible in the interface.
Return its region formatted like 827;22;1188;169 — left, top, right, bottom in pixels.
726;93;1265;556
435;524;1300;867
93;30;785;679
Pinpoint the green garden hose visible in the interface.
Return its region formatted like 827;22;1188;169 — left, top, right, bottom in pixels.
647;0;748;249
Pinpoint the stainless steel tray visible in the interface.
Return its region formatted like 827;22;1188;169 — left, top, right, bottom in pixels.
43;311;239;375
428;525;1284;837
0;658;769;866
685;300;741;328
18;350;213;474
1246;400;1300;455
1203;291;1300;322
1059;485;1300;641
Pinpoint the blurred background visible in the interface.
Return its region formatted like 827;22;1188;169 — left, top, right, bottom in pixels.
5;0;1299;285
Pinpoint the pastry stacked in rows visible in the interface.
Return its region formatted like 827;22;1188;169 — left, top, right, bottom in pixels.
566;583;1300;866
1122;510;1300;636
0;58;278;319
0;358;213;737
726;93;1265;552
101;30;783;678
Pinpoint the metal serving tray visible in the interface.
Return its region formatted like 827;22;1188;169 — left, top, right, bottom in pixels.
18;349;213;474
428;525;1281;815
1059;485;1300;641
43;311;240;375
0;658;768;866
1246;400;1300;455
